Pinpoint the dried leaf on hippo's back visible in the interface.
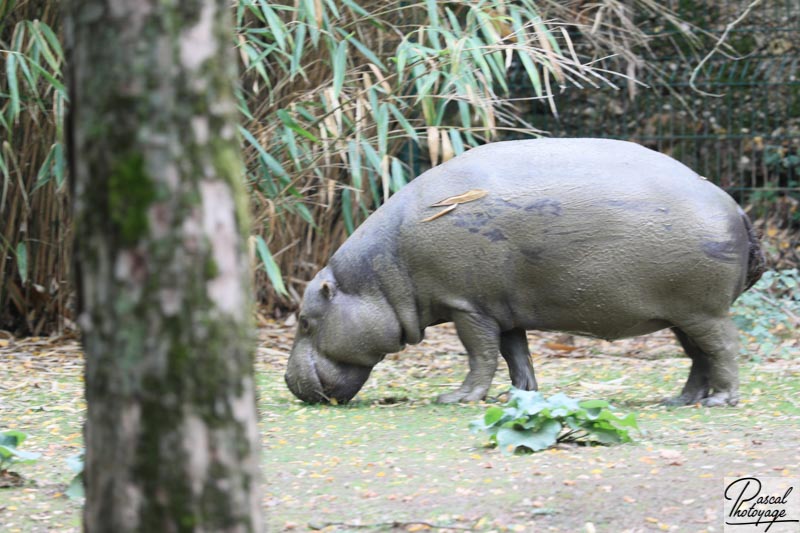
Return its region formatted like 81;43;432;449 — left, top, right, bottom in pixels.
421;203;457;222
430;188;488;207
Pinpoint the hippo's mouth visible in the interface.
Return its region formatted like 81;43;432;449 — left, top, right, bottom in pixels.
285;340;372;404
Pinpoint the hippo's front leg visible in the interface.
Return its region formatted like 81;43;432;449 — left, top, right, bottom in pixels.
437;312;500;403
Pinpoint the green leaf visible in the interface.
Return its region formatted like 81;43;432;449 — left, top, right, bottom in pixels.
290;24;308;82
578;399;610;409
255;235;288;297
336;29;386;70
497;419;561;454
587;427;626;445
426;0;439;28
341;189;355;235
66;474;85;500
390;157;406;193
25;57;66;93
16;241;27;284
277;109;320;143
7;52;21;117
339;0;370;18
0;430;27;447
332;40;347;99
30;22;60;72
238;126;290;184
518;51;543;98
484;405;505;426
66;451;84;474
258;0;287;51
3;446;40;461
510;389;547;414
292;202;317;228
347;140;362;191
37;21;64;60
388;104;419;142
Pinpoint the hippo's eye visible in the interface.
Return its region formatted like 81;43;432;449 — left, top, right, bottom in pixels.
299;316;310;332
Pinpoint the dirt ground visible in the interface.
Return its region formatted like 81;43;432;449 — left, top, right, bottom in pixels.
1;322;799;532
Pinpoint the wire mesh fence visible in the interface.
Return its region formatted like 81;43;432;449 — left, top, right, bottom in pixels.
508;0;799;268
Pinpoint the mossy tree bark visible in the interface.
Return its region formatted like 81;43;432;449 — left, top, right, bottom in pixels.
64;1;263;531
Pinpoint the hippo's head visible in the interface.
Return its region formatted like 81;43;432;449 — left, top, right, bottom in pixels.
285;267;404;404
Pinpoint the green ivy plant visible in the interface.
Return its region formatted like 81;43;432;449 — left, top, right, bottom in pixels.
470;389;640;455
0;430;40;472
65;450;84;500
732;268;799;360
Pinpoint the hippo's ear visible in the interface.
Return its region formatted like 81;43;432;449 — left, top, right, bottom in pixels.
320;280;337;300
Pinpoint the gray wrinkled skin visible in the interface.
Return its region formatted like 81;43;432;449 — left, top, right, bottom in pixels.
285;139;765;407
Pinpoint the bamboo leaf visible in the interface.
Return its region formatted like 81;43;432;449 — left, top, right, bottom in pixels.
16;241;27;284
390;157;406;193
518;51;543;97
426;0;439;28
431;189;488;207
53;142;65;189
292;202;317;228
277;109;320;143
347;140;362;191
332;39;347;100
29;21;59;72
25;56;65;93
376;103;389;155
341;189;355;235
289;24;307;82
238;125;290;184
6;53;21;117
254;235;288;296
336;29;386;70
37;21;63;60
258;0;287;51
448;128;465;156
388;103;419;142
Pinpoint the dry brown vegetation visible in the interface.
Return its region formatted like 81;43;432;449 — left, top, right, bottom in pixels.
2;0;796;334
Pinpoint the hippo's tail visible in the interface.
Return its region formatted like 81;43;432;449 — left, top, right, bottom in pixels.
740;208;766;292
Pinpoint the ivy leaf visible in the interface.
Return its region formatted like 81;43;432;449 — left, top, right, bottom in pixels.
497;419;562;454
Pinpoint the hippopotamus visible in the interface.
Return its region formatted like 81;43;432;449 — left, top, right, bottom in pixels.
284;138;765;407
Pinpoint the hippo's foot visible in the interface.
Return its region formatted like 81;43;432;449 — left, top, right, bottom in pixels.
669;320;740;408
660;388;709;407
511;373;538;391
700;391;738;407
436;386;489;404
661;389;738;407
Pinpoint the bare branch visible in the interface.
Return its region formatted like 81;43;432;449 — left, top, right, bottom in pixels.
689;0;764;97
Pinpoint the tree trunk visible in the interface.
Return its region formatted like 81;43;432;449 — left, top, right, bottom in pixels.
64;1;263;530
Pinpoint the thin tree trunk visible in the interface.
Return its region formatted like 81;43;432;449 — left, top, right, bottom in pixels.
64;1;263;530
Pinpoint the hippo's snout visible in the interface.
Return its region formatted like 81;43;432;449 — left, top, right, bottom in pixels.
285;338;372;404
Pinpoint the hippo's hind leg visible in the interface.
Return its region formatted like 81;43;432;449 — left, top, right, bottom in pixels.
664;318;740;407
436;312;499;404
662;328;711;406
500;328;538;391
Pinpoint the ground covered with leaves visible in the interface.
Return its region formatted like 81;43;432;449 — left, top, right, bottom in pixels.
1;321;798;532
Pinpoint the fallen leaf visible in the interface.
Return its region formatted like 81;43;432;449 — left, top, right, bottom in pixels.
421;203;458;222
545;342;579;352
430;189;488;207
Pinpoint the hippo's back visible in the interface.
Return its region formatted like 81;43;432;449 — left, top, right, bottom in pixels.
390;139;751;338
